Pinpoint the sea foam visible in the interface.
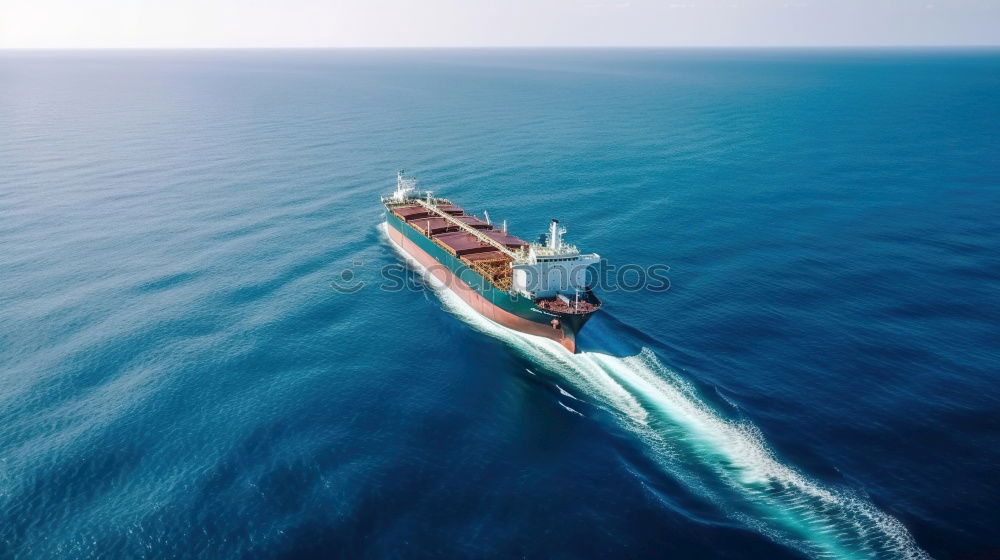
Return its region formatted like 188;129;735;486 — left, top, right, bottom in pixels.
380;222;929;560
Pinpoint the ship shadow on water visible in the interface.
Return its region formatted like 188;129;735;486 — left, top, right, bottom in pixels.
573;311;671;360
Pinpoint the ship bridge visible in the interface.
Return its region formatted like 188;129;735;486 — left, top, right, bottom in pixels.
510;219;600;302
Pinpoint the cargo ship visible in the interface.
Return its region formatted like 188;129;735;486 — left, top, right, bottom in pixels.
382;171;602;352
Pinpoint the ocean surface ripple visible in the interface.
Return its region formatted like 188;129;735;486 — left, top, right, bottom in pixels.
1;50;998;559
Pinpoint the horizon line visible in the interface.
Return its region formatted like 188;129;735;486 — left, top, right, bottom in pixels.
2;44;999;51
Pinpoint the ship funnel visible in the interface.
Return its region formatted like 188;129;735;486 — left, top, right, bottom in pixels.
548;219;562;250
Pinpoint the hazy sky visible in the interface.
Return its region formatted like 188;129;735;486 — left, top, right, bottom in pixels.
1;0;998;48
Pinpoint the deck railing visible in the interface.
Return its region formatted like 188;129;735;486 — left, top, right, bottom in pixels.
412;199;522;261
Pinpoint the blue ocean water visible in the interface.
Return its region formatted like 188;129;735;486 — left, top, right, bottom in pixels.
1;49;998;559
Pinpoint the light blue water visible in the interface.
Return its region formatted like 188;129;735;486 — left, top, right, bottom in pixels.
2;49;998;559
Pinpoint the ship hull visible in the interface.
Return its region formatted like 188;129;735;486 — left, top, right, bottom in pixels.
385;214;592;352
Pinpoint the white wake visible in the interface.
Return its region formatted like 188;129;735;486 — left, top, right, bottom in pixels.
379;222;930;560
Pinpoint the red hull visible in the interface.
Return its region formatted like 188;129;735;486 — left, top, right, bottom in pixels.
387;224;576;352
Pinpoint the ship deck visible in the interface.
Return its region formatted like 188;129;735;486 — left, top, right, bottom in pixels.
389;201;528;291
534;291;601;315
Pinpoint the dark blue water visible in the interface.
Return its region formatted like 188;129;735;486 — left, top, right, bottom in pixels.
2;49;998;559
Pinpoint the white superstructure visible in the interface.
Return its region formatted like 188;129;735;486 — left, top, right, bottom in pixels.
512;219;600;298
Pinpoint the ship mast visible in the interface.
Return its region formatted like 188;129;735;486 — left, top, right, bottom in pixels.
391;170;417;202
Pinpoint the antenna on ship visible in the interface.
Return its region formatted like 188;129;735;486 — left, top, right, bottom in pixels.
425;190;434;206
501;219;508;234
483;210;491;226
393;170;417;202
